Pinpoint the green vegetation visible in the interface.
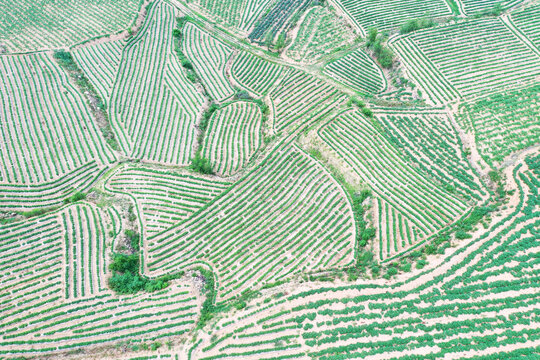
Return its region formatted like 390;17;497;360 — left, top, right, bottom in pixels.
108;253;182;294
53;50;119;151
195;267;216;328
63;191;86;204
446;0;460;14
125;229;140;252
365;28;394;69
2;0;539;358
473;3;503;17
191;153;214;175
399;17;435;34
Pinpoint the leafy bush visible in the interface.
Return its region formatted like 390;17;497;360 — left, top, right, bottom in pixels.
377;47;394;69
110;253;139;274
64;191;86;204
400;18;435;34
275;33;286;51
125;230;140;252
191;153;214;175
196;268;217;328
53;50;78;72
366;28;378;47
108;253;176;294
362;107;373;117
365;28;394;69
22;207;57;218
200;103;219;131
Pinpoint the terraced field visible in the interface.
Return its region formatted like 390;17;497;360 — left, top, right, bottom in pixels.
318;109;470;259
392;18;540;103
0;0;141;52
323;48;386;94
202;101;264;176
286;5;355;63
334;0;452;33
192;153;540;360
1;0;539;359
146;144;355;301
110;1;205;165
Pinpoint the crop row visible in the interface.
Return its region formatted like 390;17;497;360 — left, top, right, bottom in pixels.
193;154;539;359
73;39;125;105
324;48;385;95
374;109;487;202
336;0;451;33
0;203;200;356
393;18;540;102
109;1;205;165
0;53;116;185
146;144;355;300
248;0;313;42
231;51;284;96
107;165;231;235
319;109;469;259
269;69;347;133
202;101;263;176
182;22;235;101
0;0;140;52
286;6;355;63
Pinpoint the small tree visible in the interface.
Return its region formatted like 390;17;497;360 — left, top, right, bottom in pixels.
366;27;378;47
378;47;394;69
264;30;274;49
191;153;213;175
275;33;286;51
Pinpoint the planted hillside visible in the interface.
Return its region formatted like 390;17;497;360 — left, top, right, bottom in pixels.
1;0;539;358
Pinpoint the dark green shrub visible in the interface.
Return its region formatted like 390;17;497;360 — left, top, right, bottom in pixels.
377;47;394;68
64;191;86;204
191;153;214;175
366;28;378;47
125;230;140;252
362;107;373;117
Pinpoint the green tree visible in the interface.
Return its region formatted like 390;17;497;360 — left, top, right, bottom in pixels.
366;28;378;47
264;30;274;49
275;33;286;51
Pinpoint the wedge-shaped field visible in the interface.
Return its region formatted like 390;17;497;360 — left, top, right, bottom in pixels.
270;69;347;133
146;144;355;300
0;0;140;53
109;1;205;165
193;154;540;360
202;101;263;176
286;5;355;63
193;0;278;32
0;162;108;212
459;84;540;166
231;51;284;96
510;4;540;49
375;108;487;202
319;109;469;259
334;0;452;33
0;52;116;210
248;0;313;43
107;165;232;235
0;203;199;357
182;22;236;101
324;48;386;94
73;39;125;106
392;18;540;103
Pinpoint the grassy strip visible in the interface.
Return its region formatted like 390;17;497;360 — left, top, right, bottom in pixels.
53;50;120;151
172;17;214;175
